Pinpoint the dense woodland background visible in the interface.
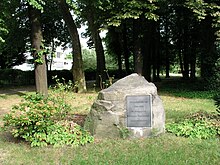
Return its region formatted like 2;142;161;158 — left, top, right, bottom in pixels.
0;0;219;94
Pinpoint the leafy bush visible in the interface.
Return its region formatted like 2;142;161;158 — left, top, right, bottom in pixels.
213;94;220;115
2;79;93;147
206;58;220;91
166;111;220;139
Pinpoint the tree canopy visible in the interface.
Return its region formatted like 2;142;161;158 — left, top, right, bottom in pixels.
0;0;220;90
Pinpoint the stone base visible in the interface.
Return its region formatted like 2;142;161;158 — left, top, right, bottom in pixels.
84;73;165;139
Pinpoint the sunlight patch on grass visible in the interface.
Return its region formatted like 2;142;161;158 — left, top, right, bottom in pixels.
161;95;216;123
66;92;97;115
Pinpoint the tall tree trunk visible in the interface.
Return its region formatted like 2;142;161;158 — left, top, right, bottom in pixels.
200;16;217;80
58;0;86;92
0;55;6;69
86;10;106;87
29;6;48;96
177;33;184;77
164;16;170;78
108;26;122;78
133;19;143;75
190;37;196;80
117;48;122;78
154;22;161;81
142;20;152;81
122;22;130;75
182;27;190;80
49;41;55;71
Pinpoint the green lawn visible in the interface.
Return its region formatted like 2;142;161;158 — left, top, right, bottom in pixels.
0;79;219;165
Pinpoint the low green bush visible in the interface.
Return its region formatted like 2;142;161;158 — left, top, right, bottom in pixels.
166;111;220;139
2;79;94;147
213;94;220;115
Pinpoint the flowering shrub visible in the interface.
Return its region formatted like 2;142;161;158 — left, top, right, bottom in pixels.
2;79;93;147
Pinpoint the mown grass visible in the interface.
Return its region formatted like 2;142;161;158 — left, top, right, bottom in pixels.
0;133;219;165
0;77;219;165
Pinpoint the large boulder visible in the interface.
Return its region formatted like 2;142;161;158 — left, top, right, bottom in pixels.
84;73;165;138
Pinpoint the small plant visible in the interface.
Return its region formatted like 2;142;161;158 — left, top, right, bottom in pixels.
117;126;130;139
2;78;94;147
98;70;115;90
166;111;220;139
213;94;220;115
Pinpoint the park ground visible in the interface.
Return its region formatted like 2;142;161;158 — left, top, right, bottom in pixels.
0;77;219;164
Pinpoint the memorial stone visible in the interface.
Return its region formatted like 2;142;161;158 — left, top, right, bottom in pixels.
84;73;165;138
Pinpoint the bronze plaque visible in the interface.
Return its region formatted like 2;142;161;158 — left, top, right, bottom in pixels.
126;95;152;127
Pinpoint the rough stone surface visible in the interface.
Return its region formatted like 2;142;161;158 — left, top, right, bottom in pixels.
84;73;165;138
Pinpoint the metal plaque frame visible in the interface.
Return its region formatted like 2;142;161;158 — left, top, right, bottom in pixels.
126;95;152;127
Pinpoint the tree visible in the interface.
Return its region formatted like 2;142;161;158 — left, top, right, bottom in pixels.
28;4;48;96
79;0;107;86
105;0;158;78
0;0;27;69
186;0;220;85
0;0;8;43
58;0;86;92
41;0;70;71
105;26;123;78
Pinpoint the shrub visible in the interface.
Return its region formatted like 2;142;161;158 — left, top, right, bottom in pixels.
2;79;93;147
213;94;220;115
166;111;220;139
206;58;220;91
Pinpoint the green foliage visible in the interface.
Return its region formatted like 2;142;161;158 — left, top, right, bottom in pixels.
32;42;49;64
0;0;27;69
204;57;220;91
51;76;78;94
2;79;94;147
27;0;45;12
166;112;220;139
213;94;220;115
98;70;115;89
82;48;118;72
186;0;220;38
0;19;8;43
117;126;130;139
0;69;75;87
104;0;159;26
82;48;97;71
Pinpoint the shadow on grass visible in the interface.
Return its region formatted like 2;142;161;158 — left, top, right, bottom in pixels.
0;77;218;100
0;86;35;97
0;131;25;144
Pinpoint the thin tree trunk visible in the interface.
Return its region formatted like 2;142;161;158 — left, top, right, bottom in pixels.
49;41;55;71
164;16;170;78
58;0;86;92
183;27;190;80
0;55;6;69
29;5;48;96
152;21;160;82
122;22;130;75
156;32;161;80
86;10;106;87
177;36;184;77
190;38;197;80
